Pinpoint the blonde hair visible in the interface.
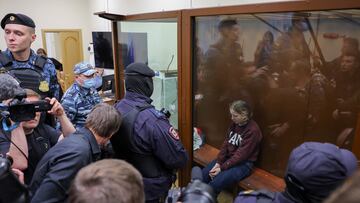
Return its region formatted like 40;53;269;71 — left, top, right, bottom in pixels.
68;159;144;203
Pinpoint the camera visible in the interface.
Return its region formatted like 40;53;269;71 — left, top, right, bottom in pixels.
1;92;52;122
166;167;217;203
0;157;29;203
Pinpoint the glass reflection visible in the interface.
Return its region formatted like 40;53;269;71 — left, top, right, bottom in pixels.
193;10;360;176
118;21;179;128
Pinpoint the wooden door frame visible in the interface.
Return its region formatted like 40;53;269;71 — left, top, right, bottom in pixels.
97;0;360;186
41;29;84;61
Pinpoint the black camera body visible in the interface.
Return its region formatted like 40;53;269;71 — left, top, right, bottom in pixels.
9;100;52;122
166;167;217;203
167;180;217;203
1;93;52;122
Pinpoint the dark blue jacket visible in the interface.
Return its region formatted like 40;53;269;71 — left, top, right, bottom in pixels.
114;91;188;201
234;190;296;203
29;127;101;203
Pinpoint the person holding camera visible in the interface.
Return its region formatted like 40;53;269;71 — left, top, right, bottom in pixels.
202;100;262;195
29;103;121;203
0;74;28;170
112;62;188;203
0;13;60;99
0;88;76;185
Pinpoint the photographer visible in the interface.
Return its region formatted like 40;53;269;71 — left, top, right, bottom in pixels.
0;73;30;203
0;74;28;170
0;88;76;184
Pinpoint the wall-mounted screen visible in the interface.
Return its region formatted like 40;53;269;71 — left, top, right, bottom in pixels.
92;32;114;69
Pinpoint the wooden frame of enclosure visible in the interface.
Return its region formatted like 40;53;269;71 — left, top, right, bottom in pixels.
96;0;360;186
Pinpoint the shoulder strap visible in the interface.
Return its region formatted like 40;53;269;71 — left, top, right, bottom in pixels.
111;103;153;159
34;55;47;70
0;51;13;72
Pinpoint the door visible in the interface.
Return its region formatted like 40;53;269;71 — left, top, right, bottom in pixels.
42;29;83;91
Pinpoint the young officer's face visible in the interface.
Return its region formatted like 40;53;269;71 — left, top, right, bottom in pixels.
4;24;35;54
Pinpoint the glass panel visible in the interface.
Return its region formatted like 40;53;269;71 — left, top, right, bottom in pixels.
117;20;178;128
193;10;360;176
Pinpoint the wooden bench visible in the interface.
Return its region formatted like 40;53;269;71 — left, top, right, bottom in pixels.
194;144;285;192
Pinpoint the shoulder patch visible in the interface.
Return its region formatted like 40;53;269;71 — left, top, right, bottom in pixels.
149;108;164;118
168;127;179;140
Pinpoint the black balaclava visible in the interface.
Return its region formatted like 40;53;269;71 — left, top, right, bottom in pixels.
125;62;155;97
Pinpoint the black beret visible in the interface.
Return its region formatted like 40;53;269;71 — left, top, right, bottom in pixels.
1;13;36;29
125;62;155;77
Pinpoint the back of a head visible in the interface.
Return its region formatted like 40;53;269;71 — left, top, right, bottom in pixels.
324;170;360;203
285;142;358;202
85;103;122;138
68;159;144;203
218;18;237;31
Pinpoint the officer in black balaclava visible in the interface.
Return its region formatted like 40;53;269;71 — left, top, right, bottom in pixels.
124;62;155;97
113;62;188;203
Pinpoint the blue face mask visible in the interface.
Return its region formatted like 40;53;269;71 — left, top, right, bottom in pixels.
94;75;103;89
82;78;96;89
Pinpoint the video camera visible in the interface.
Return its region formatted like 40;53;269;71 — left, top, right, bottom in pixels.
0;92;52;122
0;156;29;203
166;166;217;203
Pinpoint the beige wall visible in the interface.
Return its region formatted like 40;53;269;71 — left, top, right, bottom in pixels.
0;0;91;61
0;0;295;62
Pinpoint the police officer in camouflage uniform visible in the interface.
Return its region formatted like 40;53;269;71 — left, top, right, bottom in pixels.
112;62;188;203
0;13;60;99
234;142;358;203
61;62;102;129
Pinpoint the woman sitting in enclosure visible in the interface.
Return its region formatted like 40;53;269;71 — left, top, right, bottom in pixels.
202;99;263;195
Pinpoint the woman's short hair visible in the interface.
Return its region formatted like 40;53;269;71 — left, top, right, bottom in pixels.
229;100;252;118
68;159;144;203
85;103;122;138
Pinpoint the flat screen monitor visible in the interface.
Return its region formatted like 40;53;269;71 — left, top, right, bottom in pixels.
92;32;114;69
102;74;115;94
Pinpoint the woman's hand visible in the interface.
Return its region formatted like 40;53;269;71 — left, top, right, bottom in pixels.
209;163;221;178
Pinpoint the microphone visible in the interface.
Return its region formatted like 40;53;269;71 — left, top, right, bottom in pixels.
191;166;203;181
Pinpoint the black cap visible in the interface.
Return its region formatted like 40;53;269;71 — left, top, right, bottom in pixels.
286;142;357;199
125;62;155;77
1;13;35;29
0;73;25;101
